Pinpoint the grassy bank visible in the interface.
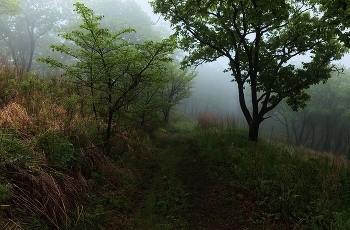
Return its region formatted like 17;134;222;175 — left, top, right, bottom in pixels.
0;71;350;229
134;126;350;229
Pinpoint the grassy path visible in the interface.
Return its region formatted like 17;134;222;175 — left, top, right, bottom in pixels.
132;131;237;229
176;138;235;230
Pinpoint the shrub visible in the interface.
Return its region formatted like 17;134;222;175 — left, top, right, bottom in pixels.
34;131;79;171
0;183;11;204
0;135;32;165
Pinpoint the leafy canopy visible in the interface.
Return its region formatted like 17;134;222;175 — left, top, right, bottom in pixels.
151;0;347;141
39;2;176;146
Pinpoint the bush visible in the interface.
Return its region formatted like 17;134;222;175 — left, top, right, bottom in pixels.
0;135;32;165
0;183;11;204
34;131;79;171
0;182;11;222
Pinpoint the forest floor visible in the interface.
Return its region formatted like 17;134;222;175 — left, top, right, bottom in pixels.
175;136;237;230
77;125;350;230
132;131;250;230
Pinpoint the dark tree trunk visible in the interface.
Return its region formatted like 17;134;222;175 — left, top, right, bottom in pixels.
334;127;344;153
310;126;315;149
297;123;306;145
26;39;35;73
323;116;331;152
163;106;171;124
248;120;260;142
315;134;324;150
104;109;113;153
104;93;113;153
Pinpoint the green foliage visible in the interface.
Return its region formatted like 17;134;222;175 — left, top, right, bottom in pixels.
0;69;18;107
0;0;20;15
151;0;348;141
195;128;350;228
320;0;350;47
39;3;176;147
33;131;78;170
0;135;32;165
0;183;11;203
160;63;196;124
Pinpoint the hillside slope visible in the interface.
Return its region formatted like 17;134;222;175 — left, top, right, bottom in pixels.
133;128;350;229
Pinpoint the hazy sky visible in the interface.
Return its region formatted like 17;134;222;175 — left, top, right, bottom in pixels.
136;0;350;68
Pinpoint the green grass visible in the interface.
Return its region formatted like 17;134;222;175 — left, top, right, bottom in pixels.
132;132;191;229
194;128;350;229
135;121;350;229
3;108;350;229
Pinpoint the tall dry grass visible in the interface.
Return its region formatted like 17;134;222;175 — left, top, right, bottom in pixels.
6;163;87;229
197;112;236;130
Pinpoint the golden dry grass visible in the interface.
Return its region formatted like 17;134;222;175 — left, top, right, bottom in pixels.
0;100;84;135
0;102;33;133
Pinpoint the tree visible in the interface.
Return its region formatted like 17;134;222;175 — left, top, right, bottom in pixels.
39;3;175;151
271;68;350;153
160;63;196;124
151;0;347;141
126;62;195;131
0;0;74;75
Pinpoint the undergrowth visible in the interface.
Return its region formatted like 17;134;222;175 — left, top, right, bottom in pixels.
0;65;159;229
195;128;350;229
1;61;350;230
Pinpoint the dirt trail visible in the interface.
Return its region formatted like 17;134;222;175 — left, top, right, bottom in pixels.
175;139;237;230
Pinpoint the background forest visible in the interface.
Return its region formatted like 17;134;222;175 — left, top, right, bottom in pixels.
1;0;350;229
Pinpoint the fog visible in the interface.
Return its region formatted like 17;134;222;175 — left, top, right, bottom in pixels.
1;0;349;154
134;1;350;154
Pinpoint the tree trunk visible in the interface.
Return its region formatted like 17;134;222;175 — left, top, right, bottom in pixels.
26;39;35;73
310;126;315;149
104;93;113;153
323;116;331;152
104;109;113;153
163;106;171;124
248;120;260;142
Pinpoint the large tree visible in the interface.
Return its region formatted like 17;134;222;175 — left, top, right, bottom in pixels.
151;0;347;141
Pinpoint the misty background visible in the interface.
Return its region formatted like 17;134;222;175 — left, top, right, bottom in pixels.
1;0;350;153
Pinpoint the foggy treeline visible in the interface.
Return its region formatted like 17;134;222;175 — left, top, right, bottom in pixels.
0;0;168;76
183;65;350;155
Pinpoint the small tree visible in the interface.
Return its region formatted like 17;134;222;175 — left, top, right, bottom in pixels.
39;3;175;150
124;62;195;131
151;0;347;141
161;63;196;124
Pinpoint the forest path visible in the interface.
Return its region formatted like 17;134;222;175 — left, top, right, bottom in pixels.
132;131;249;229
175;136;236;230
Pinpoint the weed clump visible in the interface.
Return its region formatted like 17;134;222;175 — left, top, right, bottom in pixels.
33;131;79;171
